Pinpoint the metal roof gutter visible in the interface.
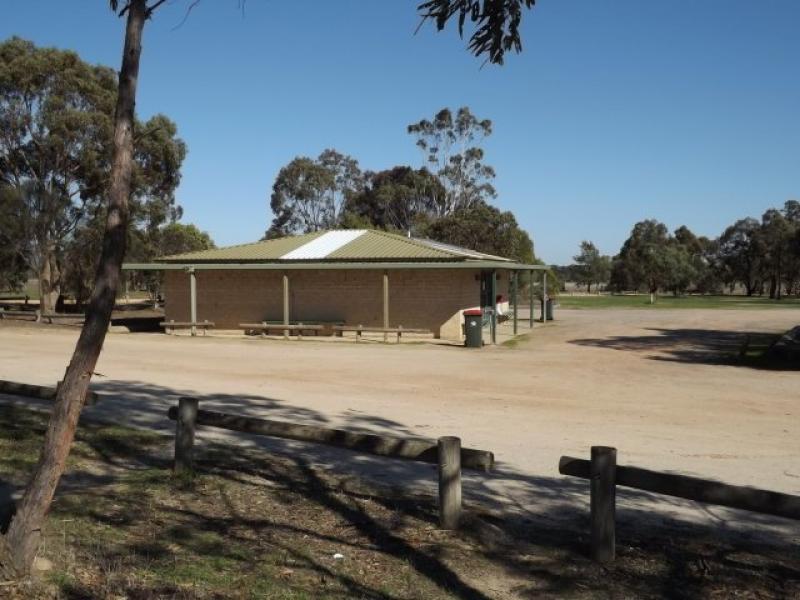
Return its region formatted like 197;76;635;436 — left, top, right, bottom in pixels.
122;261;548;271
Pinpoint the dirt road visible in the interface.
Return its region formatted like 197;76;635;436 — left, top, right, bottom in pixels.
2;308;798;543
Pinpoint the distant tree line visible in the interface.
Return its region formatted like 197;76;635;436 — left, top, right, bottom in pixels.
559;200;800;300
265;106;536;264
0;38;214;307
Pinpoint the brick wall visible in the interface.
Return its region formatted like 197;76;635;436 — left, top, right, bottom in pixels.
163;268;511;340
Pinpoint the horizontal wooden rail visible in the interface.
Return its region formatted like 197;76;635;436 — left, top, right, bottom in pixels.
159;320;215;328
333;325;432;334
0;308;41;321
240;323;324;331
333;324;433;343
42;312;85;324
160;320;214;336
0;380;99;406
559;456;800;521
167;405;493;472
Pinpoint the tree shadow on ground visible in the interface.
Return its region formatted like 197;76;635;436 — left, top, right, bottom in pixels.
569;328;799;371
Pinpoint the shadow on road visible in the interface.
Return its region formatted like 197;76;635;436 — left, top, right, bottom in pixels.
569;327;799;370
2;378;800;598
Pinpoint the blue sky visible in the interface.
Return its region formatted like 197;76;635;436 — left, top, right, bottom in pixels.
3;0;798;264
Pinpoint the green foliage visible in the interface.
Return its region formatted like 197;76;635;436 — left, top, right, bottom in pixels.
0;184;28;289
417;0;536;65
718;217;763;295
572;241;611;292
344;166;445;234
559;294;800;310
612;220;673;294
265;108;534;262
407;107;495;214
266;150;364;238
126;221;214;302
422;203;534;263
0;37;186;304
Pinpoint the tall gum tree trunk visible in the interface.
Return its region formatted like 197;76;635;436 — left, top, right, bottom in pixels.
37;245;60;315
0;0;147;578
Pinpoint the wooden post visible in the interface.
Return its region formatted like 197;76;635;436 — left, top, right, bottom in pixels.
383;270;389;343
438;436;462;529
188;267;197;336
397;324;403;343
541;271;548;322
590;446;617;563
529;270;534;328
282;271;289;340
490;270;497;345
512;270;518;335
174;397;199;473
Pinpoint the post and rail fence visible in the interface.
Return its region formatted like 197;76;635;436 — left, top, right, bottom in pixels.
0;379;100;406
559;446;800;563
168;398;493;529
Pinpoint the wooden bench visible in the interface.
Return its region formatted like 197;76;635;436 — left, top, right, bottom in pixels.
239;322;325;340
258;319;344;336
332;325;433;343
0;308;41;322
41;312;85;324
159;319;215;335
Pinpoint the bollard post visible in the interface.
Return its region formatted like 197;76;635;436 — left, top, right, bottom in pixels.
590;446;617;562
438;436;462;529
174;397;199;474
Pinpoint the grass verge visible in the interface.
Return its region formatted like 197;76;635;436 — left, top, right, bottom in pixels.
1;405;798;599
557;294;800;310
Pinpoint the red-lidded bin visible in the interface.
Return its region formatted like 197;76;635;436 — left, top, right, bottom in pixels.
463;309;483;348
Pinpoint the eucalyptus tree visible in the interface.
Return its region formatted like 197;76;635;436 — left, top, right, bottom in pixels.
0;37;185;312
417;0;536;64
573;241;611;292
344;166;445;234
718;218;764;296
615;220;674;302
0;0;164;577
759;208;793;299
266;150;364;237
423;203;535;263
407;106;495;215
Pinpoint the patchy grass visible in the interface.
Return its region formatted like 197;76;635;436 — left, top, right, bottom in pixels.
557;294;800;310
501;332;534;349
1;405;798;599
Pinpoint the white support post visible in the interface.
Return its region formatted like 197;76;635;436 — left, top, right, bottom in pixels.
383;270;389;343
188;267;197;337
283;272;289;340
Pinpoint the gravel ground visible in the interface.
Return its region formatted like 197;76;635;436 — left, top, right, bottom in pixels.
1;308;798;549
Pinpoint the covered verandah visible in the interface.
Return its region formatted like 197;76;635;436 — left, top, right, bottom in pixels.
121;261;551;344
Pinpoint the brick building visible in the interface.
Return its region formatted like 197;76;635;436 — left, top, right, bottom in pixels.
124;230;545;342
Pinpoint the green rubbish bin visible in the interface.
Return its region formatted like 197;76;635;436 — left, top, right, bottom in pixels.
464;309;483;348
545;298;554;321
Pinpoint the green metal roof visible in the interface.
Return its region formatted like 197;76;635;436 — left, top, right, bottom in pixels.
160;229;512;264
123;260;548;271
160;230;326;262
